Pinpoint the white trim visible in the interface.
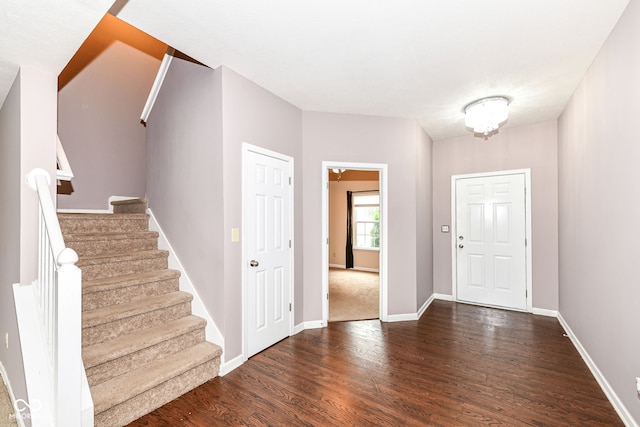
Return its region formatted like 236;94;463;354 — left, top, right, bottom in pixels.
434;293;454;301
140;49;174;124
294;321;325;335
532;307;558;317
219;354;244;377
387;313;418;322
147;209;225;358
241;143;295;362
322;161;389;325
56;134;74;182
557;313;637;427
417;294;435;319
0;361;26;427
451;169;533;312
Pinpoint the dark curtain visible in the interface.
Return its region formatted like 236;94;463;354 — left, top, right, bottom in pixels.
346;191;354;269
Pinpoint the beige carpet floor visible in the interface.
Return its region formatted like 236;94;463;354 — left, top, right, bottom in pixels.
329;268;379;322
0;378;17;427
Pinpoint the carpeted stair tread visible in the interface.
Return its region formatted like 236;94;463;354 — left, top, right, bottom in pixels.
92;341;222;415
64;230;159;241
76;249;168;266
83;269;180;295
83;315;207;369
83;291;192;329
58;213;150;234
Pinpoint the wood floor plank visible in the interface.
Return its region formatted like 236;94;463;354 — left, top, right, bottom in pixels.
127;301;623;426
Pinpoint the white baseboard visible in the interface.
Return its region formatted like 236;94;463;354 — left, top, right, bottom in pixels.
147;209;225;359
417;294;435;319
219;354;244;377
557;313;637;427
294;320;324;335
434;293;454;301
386;312;418;322
532;307;558;317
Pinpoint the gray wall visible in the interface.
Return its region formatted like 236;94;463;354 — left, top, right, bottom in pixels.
147;63;303;362
432;121;559;310
416;126;433;309
0;67;58;425
146;58;225;337
58;41;158;210
302;112;424;318
558;0;640;421
219;66;303;359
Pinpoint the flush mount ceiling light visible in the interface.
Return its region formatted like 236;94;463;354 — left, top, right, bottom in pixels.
464;96;509;137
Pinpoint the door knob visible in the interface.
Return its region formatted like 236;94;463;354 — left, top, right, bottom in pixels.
250;260;259;267
458;244;464;249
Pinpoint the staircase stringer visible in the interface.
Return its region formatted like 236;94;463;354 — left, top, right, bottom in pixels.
147;209;225;356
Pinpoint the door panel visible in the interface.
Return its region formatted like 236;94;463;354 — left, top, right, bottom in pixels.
246;150;291;358
456;173;526;310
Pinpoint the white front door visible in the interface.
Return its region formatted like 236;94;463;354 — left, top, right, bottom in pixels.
245;148;292;358
455;172;527;310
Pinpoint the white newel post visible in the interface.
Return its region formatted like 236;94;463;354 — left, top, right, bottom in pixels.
55;248;82;425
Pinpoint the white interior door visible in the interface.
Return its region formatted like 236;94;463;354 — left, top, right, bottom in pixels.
455;173;527;310
245;148;292;358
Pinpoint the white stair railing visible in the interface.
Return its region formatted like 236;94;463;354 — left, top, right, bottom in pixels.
14;168;91;426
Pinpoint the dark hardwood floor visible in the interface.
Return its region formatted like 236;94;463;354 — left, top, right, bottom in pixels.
127;300;623;426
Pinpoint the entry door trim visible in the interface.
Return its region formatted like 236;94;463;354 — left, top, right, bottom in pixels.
321;161;389;323
451;169;532;312
242;142;294;361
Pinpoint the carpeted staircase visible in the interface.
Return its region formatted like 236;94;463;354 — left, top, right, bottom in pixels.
58;198;222;426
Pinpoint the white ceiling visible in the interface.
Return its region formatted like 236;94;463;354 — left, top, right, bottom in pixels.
0;0;630;140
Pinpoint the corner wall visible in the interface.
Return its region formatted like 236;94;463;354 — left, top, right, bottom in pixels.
0;66;58;423
558;0;640;422
58;41;159;210
432;121;559;310
145;58;225;333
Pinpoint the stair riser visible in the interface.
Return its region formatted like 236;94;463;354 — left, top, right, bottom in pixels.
59;217;149;234
68;237;158;257
79;256;168;281
94;358;219;427
83;277;179;311
83;301;192;347
86;328;206;386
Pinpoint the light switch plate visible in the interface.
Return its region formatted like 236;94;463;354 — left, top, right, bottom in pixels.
231;228;240;242
441;225;450;233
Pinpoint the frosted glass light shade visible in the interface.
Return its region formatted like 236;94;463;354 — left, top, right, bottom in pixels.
464;97;509;136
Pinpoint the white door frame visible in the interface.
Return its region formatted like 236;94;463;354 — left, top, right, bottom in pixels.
242;142;295;361
321;161;389;323
451;168;533;312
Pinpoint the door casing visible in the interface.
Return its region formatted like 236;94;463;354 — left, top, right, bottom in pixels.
451;169;532;312
321;161;389;324
242;143;294;361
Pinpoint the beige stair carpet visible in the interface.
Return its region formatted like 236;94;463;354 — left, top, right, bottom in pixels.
59;198;221;427
329;268;380;322
0;378;18;426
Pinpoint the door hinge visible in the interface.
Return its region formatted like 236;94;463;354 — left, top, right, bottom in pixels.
326;237;329;244
289;176;292;185
289;303;292;312
327;293;329;300
525;238;528;247
289;240;292;248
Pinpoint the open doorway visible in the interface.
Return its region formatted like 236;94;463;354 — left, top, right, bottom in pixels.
322;162;388;324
